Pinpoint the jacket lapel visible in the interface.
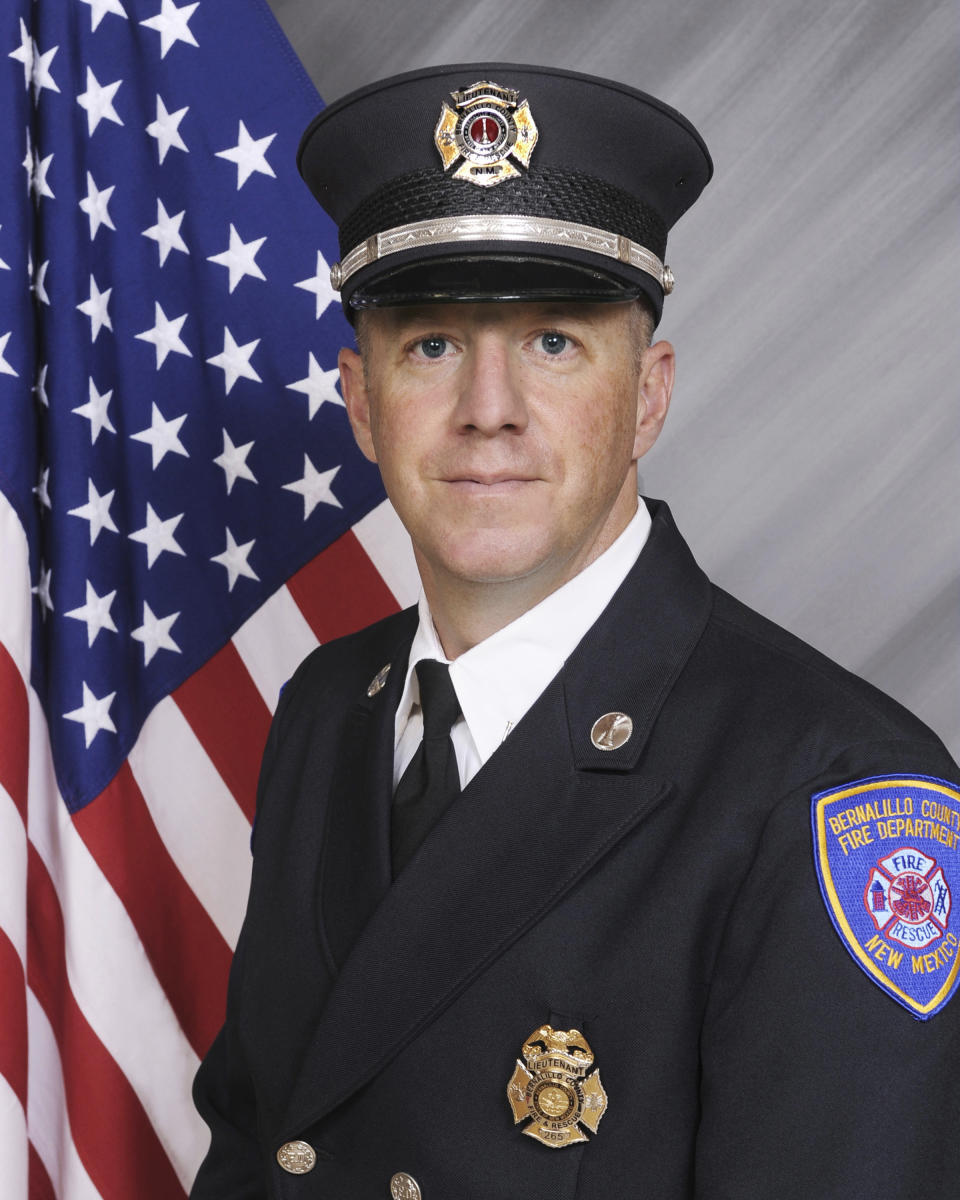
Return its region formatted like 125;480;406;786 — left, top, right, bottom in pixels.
318;621;411;972
280;500;713;1141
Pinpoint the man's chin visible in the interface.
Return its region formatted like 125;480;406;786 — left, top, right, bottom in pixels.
422;535;568;591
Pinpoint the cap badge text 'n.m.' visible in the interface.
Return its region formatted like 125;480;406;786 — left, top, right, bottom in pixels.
507;1024;607;1147
434;81;538;187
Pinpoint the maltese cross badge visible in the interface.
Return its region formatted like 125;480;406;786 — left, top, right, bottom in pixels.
507;1024;607;1148
434;80;538;187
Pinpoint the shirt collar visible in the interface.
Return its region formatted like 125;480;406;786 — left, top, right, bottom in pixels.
395;500;652;764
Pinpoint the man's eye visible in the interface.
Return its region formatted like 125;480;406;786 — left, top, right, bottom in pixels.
539;332;568;355
417;336;449;359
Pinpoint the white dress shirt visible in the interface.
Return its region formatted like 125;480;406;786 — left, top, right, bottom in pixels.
393;499;653;789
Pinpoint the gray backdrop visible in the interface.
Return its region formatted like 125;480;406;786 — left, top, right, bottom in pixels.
267;0;959;755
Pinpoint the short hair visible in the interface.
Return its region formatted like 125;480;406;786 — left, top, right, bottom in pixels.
628;296;656;363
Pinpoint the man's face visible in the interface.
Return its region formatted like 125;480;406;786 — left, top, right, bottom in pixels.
339;300;673;604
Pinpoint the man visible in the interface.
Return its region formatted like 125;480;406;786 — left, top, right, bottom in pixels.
191;65;960;1199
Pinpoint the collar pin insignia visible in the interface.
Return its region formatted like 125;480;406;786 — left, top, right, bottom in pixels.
366;663;391;697
434;80;538;187
590;712;633;751
507;1024;608;1148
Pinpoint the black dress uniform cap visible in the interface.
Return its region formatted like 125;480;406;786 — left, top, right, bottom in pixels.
297;63;713;323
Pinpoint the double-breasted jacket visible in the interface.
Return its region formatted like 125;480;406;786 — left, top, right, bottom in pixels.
191;500;960;1198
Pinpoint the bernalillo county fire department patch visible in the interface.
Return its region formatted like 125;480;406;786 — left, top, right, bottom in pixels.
812;775;960;1018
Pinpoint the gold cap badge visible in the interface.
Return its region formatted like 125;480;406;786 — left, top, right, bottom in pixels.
507;1024;608;1148
434;81;538;187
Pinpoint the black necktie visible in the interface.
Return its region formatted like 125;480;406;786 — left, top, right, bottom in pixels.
391;660;462;877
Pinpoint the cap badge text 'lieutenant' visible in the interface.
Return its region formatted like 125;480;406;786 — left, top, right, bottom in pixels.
434;81;538;187
507;1024;607;1147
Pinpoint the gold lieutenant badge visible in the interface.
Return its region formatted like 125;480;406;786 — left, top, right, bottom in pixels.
434;81;538;187
507;1024;608;1148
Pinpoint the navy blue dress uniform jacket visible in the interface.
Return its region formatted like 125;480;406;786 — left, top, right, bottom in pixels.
191;499;960;1198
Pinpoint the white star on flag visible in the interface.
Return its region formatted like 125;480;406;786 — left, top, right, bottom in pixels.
79;171;116;239
206;326;261;394
211;528;259;590
72;378;116;444
77;66;124;136
79;0;129;32
29;38;61;102
33;363;49;407
135;302;192;368
140;0;200;58
146;94;189;163
9;21;61;101
128;503;186;567
213;429;257;494
77;275;113;341
0;225;9;271
67;478;119;545
131;602;181;665
63;682;117;748
294;251;341;319
0;333;17;378
215;120;276;189
9;18;33;90
142;199;189;265
25;136;55;203
65;581;118;647
33;467;52;510
286;352;344;419
31;564;54;614
207;224;267;293
131;403;189;469
283;455;342;519
31;258;50;306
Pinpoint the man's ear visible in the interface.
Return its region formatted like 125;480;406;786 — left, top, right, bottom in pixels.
633;339;675;461
338;345;377;463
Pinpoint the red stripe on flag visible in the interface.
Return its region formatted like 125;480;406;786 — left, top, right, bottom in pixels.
26;845;186;1199
288;530;401;643
173;642;271;824
0;643;29;822
72;763;232;1058
28;1143;55;1200
0;926;27;1107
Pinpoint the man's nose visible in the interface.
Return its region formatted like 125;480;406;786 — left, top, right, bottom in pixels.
453;338;529;436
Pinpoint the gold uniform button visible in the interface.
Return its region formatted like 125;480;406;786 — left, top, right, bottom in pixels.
276;1140;317;1174
390;1172;422;1200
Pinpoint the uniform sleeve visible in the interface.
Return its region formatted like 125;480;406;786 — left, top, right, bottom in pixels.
695;740;960;1198
189;668;311;1198
190;935;267;1198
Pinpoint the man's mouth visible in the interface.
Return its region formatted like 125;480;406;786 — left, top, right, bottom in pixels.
443;473;539;494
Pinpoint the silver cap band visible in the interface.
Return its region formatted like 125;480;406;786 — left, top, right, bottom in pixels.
331;213;673;295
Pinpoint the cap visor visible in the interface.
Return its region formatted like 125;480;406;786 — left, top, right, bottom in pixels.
347;255;645;309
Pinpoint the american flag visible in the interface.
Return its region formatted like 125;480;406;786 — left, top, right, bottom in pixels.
0;1;417;1194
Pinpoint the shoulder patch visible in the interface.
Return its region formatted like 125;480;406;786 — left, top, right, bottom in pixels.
812;774;960;1019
